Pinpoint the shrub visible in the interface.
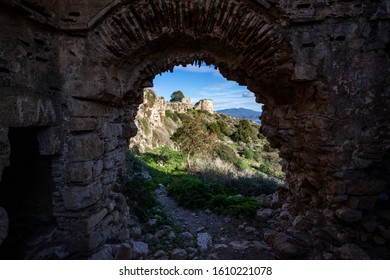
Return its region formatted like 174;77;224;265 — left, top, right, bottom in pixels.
236;159;250;171
217;120;233;136
210;195;260;217
232;120;259;143
259;163;270;174
243;148;254;160
165;110;179;122
141;147;185;174
121;177;158;221
167;175;225;209
215;144;239;166
207;122;224;140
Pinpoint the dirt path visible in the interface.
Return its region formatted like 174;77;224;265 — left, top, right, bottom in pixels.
155;184;277;260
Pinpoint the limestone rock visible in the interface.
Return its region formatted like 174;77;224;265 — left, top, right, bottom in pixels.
171;248;188;260
271;233;305;259
214;244;229;251
197;232;212;251
207;253;219;260
129;227;142;239
0;207;9;246
115;243;133;260
131;241;149;259
67;161;94;184
229;240;251;251
179;231;194;245
256;208;273;222
61;183;103;210
90;244;115;260
336;208;362;222
153;250;167;259
292;215;310;230
334;244;370;260
67;133;104;162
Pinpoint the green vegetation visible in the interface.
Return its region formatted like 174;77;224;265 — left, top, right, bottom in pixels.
165;110;179;122
243;148;254;160
171;117;218;167
232;119;260;143
126;144;282;217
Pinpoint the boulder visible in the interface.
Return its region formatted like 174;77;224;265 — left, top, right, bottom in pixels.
229;240;251;251
271;233;306;259
130;241;149;259
153;250;167;259
255;208;273;222
89;244;115;260
197;232;212;251
334;244;370;260
336;208;362;222
171;248;188;260
115;243;133;260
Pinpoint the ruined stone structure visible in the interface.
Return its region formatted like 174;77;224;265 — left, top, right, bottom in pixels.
194;99;214;114
130;89;214;152
0;0;389;259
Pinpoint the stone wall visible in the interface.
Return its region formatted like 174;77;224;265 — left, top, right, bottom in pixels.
0;0;388;258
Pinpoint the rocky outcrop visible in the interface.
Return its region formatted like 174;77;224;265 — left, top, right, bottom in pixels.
130;89;215;151
0;0;389;258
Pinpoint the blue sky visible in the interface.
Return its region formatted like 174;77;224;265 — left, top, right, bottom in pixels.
151;64;262;112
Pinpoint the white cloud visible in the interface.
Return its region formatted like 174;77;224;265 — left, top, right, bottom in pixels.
242;92;255;98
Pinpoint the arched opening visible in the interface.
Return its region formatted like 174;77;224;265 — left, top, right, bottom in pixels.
122;63;286;259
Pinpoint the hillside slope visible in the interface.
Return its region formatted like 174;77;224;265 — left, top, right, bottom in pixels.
130;89;283;179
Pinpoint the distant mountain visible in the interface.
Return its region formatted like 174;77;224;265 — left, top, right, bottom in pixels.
217;108;261;123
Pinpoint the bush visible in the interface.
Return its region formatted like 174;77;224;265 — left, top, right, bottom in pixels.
167;175;225;209
259;163;270;174
210;195;260;217
243;148;254;160
207;122;224;140
166;175;261;217
165;110;179;122
141;147;185;173
121;177;158;221
215;144;239;166
232;120;259;143
217;120;233;136
236;159;250;171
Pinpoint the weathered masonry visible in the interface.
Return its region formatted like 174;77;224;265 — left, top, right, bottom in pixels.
0;0;389;259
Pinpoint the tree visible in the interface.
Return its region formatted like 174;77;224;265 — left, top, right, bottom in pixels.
170;90;185;102
171;118;218;168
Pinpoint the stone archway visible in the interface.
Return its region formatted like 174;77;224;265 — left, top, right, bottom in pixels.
0;0;389;258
